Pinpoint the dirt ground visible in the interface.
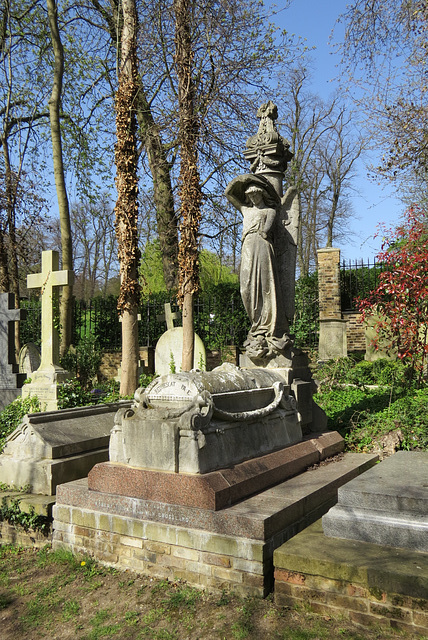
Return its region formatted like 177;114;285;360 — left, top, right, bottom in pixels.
0;544;422;640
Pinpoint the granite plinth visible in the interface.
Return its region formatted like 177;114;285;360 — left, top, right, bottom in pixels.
89;432;345;510
58;453;378;541
322;451;428;552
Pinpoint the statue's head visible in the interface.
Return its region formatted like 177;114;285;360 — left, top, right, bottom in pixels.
244;183;276;208
245;184;264;199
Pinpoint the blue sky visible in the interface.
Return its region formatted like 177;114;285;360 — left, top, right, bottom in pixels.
271;0;405;262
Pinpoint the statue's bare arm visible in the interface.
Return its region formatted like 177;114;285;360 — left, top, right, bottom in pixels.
225;191;243;213
260;207;276;238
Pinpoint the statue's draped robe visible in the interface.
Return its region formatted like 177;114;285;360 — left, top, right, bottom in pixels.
240;205;289;358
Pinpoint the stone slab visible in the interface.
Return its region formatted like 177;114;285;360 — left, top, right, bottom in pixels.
331;451;428;514
0;491;56;517
1;402;131;460
56;453;378;542
322;504;428;553
89;432;345;510
274;519;428;601
323;451;428;552
0;400;132;495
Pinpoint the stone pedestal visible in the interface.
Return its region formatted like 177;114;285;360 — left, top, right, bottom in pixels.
0;292;27;409
239;350;326;434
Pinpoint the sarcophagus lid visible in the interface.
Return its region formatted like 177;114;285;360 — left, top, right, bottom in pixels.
143;362;287;415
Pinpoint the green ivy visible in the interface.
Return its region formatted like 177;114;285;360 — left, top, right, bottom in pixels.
0;396;41;453
0;497;50;535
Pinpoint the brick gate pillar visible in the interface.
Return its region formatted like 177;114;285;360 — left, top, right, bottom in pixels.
317;248;347;360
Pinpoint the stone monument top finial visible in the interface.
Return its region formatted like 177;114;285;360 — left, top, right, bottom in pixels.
244;100;293;181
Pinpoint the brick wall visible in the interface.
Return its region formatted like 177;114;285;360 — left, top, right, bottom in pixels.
317;249;367;356
343;311;366;352
53;503;268;597
274;568;428;635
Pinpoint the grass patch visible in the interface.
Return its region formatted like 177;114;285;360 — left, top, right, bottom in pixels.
0;545;416;640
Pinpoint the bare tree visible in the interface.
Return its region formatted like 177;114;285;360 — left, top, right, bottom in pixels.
337;0;428;181
71;195;118;300
279;63;364;274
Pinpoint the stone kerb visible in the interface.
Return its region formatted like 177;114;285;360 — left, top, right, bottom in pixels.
274;520;428;635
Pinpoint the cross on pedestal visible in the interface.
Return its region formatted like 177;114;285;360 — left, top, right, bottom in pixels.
0;292;26;382
157;303;181;331
27;250;74;371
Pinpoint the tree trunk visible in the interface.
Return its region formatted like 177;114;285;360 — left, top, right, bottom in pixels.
91;0;179;290
114;0;140;395
173;0;202;372
46;0;73;357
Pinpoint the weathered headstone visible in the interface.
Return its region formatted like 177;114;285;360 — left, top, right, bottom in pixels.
21;250;74;411
18;342;41;376
0;292;27;408
155;302;206;374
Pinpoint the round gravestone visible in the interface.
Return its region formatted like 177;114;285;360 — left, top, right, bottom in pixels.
155;327;206;375
18;342;41;375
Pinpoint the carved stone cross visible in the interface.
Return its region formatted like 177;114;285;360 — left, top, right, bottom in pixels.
157;303;181;331
0;292;26;385
27;250;74;371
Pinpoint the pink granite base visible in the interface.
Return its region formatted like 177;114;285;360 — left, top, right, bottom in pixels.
88;432;344;510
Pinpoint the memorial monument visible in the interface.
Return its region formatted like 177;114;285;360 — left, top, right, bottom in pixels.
21;250;73;411
50;103;369;597
225;100;299;369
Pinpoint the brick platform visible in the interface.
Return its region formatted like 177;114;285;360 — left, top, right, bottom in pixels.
53;452;377;597
274;520;428;635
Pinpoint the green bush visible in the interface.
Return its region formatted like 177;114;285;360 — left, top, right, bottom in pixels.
316;357;412;390
0;396;41;453
61;335;102;389
315;357;427;453
343;388;428;453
